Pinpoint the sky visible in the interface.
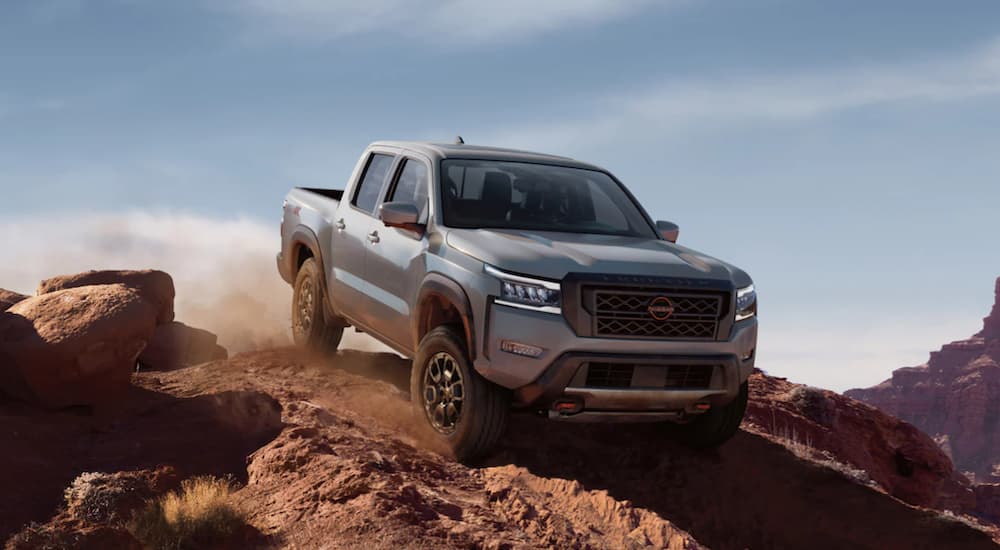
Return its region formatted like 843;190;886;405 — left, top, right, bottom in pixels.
2;0;999;391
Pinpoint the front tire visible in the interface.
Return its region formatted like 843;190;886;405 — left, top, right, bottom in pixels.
673;382;748;448
411;326;508;462
292;258;343;352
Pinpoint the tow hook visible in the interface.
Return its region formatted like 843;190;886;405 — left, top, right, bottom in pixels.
548;398;583;417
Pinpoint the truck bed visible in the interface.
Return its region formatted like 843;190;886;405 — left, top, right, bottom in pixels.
298;187;344;201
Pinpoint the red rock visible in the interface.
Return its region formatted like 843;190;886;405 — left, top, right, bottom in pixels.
747;372;975;512
975;484;1000;524
38;270;175;324
0;289;28;311
846;276;1000;480
138;322;228;371
978;277;1000;340
0;284;157;408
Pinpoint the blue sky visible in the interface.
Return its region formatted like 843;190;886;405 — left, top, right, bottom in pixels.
2;0;999;390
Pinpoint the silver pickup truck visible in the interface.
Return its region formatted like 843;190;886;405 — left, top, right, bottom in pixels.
278;140;758;461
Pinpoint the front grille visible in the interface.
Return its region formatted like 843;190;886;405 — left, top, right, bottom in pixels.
585;362;714;389
590;289;725;340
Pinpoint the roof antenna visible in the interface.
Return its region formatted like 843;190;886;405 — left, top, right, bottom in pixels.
454;135;465;145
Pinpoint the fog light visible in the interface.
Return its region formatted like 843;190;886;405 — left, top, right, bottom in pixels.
500;340;544;358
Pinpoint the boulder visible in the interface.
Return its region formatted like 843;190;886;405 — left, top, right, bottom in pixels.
138;322;228;371
38;270;175;325
0;284;157;408
0;289;28;311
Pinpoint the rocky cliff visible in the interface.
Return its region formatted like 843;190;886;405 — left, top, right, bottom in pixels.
846;277;1000;480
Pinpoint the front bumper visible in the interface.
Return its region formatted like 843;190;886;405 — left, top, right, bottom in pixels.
473;301;757;420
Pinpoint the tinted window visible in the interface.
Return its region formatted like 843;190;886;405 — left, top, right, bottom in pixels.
388;159;429;222
440;159;655;238
352;153;394;214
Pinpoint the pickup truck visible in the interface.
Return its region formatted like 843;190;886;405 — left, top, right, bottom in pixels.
278;140;758;461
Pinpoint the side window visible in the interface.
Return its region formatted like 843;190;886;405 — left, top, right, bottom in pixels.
388;159;429;221
352;153;394;214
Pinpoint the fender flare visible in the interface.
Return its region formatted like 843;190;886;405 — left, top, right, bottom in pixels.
287;225;342;325
287;225;324;280
414;273;477;360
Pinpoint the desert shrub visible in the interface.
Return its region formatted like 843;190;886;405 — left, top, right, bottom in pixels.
64;471;147;524
129;476;247;550
5;522;78;550
787;385;835;426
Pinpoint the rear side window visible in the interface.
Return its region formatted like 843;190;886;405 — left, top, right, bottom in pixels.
388;159;429;222
352;153;394;214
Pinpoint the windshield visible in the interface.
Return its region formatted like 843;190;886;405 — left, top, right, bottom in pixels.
440;159;657;238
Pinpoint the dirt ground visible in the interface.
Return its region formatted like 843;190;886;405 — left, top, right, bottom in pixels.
2;347;997;549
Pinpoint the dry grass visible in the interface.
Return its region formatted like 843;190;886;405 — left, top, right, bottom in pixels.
936;510;997;536
773;426;879;489
130;476;247;550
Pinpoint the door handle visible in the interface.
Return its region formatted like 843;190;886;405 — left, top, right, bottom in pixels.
335;219;346;230
367;231;380;243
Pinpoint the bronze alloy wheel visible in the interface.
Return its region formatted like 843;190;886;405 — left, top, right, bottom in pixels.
423;351;465;434
294;276;315;339
291;257;344;352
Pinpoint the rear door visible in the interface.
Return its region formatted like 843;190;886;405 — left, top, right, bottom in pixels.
329;150;397;323
364;155;432;352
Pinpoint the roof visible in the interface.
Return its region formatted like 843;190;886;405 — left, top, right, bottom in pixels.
368;140;605;171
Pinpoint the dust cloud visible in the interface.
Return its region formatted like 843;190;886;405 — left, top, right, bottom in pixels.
0;210;390;354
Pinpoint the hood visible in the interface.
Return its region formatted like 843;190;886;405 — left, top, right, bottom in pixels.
444;228;749;284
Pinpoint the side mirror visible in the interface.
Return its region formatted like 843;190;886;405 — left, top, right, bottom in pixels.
656;220;679;243
379;202;424;233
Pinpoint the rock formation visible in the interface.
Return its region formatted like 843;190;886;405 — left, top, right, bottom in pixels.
1;269;225;408
846;277;1000;480
0;289;28;311
138;322;228;371
38;270;175;324
747;371;975;511
0;285;157;408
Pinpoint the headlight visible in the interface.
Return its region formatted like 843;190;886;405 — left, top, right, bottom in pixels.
485;265;561;314
735;284;757;321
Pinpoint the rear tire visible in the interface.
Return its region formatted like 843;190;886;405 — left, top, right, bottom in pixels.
673;382;748;448
292;258;343;352
411;326;509;462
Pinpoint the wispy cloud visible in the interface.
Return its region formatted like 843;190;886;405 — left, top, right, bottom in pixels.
215;0;664;44
0;95;68;122
483;37;1000;152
